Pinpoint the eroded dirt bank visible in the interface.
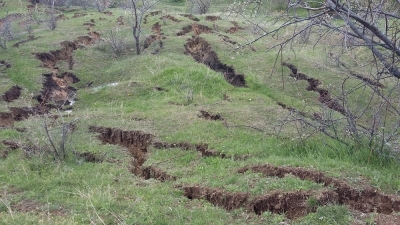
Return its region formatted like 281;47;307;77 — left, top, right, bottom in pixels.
88;126;176;181
238;164;400;214
183;186;337;219
184;36;246;87
1;85;22;102
35;31;100;104
282;62;345;114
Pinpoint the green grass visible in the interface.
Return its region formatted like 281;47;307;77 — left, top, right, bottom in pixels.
1;0;400;224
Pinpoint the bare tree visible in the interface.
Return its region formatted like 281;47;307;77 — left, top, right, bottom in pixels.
127;0;157;55
228;0;400;155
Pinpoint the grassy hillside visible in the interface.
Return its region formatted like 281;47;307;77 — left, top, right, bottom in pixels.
0;1;399;224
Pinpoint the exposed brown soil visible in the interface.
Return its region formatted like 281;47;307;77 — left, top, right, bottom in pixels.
103;11;113;16
184;164;400;220
150;11;161;16
184;36;246;87
183;186;249;210
13;35;41;47
141;166;177;181
72;13;87;18
153;86;168;92
143;11;161;24
277;102;308;118
0;112;13;127
282;62;346;115
78;151;103;163
238;164;400;215
1;85;21;102
88;126;174;181
144;22;165;50
219;34;237;45
177;23;213;36
226;21;244;34
250;189;338;219
83;22;95;28
161;15;181;23
205;16;221;22
1;140;20;158
38;72;79;103
34;32;100;104
0;105;49;127
153;141;224;157
0;60;11;71
2;140;20;149
116;16;124;25
55;14;68;21
198;110;223;121
12;199;66;216
180;14;200;21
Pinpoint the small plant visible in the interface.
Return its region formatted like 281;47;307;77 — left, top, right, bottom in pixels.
105;27;127;57
307;197;319;208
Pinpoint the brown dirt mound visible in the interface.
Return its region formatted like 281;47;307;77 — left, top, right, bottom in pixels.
282;62;346;115
183;186;249;210
184;36;246;87
161;15;181;23
177;23;212;36
2;85;22;102
238;164;400;215
13;35;41;47
198;110;223;121
180;14;200;21
153;141;224;157
88;126;155;177
72;13;87;18
205;16;221;22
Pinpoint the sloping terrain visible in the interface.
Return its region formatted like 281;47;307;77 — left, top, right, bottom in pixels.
0;1;399;225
